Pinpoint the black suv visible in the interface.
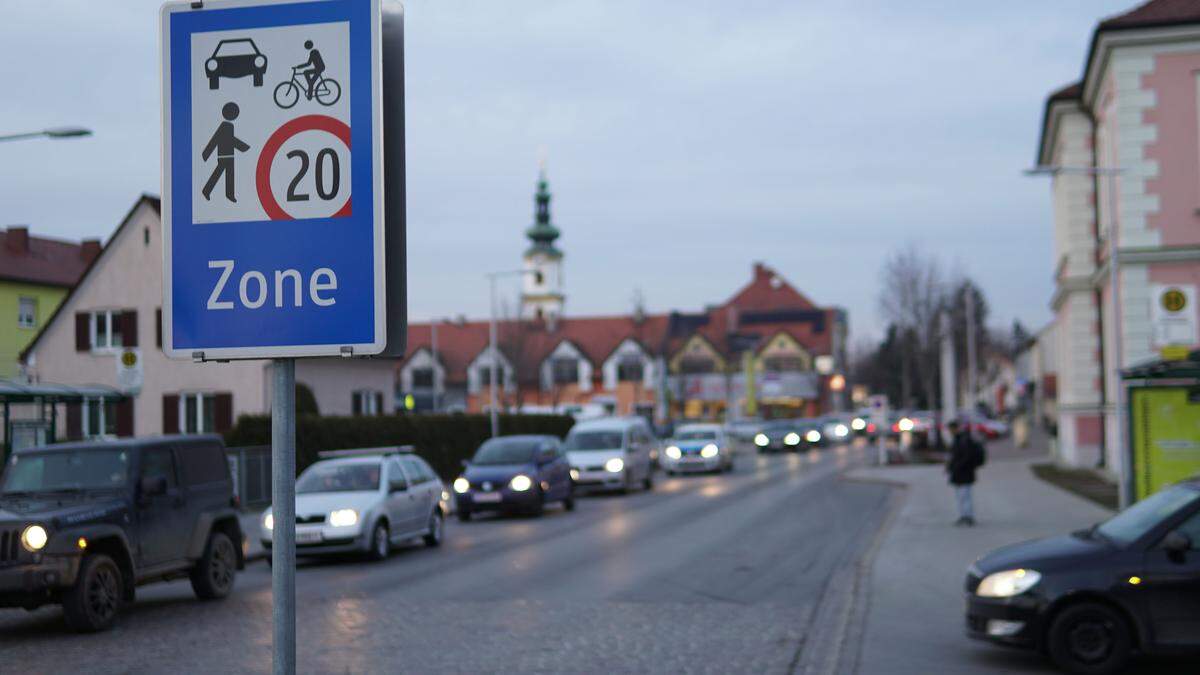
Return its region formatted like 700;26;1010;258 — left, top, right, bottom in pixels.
0;435;245;631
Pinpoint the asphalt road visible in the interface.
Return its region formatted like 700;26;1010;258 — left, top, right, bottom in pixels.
0;444;891;675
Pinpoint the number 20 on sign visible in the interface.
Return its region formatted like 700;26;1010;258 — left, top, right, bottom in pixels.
161;0;385;360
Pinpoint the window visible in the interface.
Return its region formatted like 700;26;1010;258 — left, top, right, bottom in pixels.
478;367;505;387
1170;506;1200;551
411;367;434;388
83;397;117;438
679;357;715;374
90;310;125;350
17;297;36;328
177;441;228;486
180;393;216;434
387;459;408;490
764;355;806;372
551;357;578;385
139;447;178;489
401;457;428;484
353;390;383;416
617;357;644;382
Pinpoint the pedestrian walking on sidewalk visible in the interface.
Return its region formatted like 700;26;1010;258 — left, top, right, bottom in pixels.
946;419;985;526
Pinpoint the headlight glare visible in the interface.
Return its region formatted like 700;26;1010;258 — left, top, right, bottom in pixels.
806;430;822;443
510;474;533;492
570;468;580;481
835;424;849;437
328;509;358;528
976;569;1041;598
605;457;624;473
784;432;800;445
665;446;682;460
851;417;866;431
700;444;719;458
263;513;274;531
21;524;48;551
453;477;470;494
754;433;769;447
898;417;915;432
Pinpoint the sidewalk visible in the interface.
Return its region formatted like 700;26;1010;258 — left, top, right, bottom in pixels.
846;444;1114;674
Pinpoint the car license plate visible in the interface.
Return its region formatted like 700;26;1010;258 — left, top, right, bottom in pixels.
295;530;323;544
474;492;502;503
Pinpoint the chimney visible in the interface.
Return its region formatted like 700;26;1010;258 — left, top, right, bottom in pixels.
753;261;769;280
80;239;101;263
5;226;29;254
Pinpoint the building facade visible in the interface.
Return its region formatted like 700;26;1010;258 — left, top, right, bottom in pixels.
1038;1;1200;474
0;226;98;378
399;173;848;422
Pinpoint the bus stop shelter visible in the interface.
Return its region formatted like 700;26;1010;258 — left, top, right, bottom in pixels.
1121;353;1200;502
0;379;126;463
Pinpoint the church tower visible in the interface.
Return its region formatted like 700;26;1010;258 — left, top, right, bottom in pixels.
521;167;565;322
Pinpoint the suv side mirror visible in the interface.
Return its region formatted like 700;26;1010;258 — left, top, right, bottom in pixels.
1163;530;1192;555
140;475;168;498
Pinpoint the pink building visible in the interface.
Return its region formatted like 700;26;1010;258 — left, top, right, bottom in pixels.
1038;0;1200;477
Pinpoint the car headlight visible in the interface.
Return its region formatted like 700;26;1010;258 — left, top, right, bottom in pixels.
254;54;266;68
976;569;1041;598
21;524;48;552
851;417;866;431
898;417;915;432
784;432;800;445
263;513;274;531
605;457;624;473
206;58;218;72
835;424;849;437
453;477;470;494
328;509;358;528
510;474;533;492
754;433;769;447
700;444;719;458
806;430;822;443
570;468;580;481
665;446;682;460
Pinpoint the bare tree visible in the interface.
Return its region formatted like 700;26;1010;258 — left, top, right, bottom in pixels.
878;244;945;410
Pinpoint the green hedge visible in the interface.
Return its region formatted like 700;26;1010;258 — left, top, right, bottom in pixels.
224;413;575;480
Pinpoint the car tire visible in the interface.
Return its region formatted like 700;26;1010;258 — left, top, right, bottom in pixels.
253;73;263;87
190;530;237;600
457;509;472;523
208;76;219;90
1047;602;1133;675
423;511;444;547
368;521;390;561
62;553;124;632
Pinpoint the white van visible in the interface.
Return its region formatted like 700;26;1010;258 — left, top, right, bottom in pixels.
563;417;656;493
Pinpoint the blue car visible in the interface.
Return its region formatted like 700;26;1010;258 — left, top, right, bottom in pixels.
452;435;575;521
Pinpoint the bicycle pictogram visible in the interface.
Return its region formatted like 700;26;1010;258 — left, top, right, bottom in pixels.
273;39;342;108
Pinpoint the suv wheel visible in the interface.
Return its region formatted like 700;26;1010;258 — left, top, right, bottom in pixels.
62;553;124;632
423;511;444;547
369;521;390;561
191;531;237;600
1047;602;1133;675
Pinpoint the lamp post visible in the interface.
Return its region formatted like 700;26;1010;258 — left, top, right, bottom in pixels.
486;269;535;437
1026;164;1128;504
0;127;92;143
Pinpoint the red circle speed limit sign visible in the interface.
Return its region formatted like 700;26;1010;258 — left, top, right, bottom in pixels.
255;114;352;220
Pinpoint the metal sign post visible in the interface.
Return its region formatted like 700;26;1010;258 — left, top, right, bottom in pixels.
270;359;296;675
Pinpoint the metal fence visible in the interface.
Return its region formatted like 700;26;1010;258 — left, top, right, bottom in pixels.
226;445;271;508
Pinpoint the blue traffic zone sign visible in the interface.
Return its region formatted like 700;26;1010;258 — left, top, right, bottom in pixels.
161;0;384;359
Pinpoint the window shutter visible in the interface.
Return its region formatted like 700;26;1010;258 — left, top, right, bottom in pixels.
66;402;82;440
214;393;233;433
115;398;134;437
163;394;180;434
75;313;91;352
156;308;163;348
119;310;138;347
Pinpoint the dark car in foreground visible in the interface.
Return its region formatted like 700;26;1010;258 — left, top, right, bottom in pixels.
0;436;244;631
966;479;1200;674
453;435;574;520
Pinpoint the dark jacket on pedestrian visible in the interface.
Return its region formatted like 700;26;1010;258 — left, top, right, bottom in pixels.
946;431;984;485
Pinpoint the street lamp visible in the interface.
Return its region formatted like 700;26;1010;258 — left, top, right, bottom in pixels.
1026;164;1128;503
486;269;535;437
0;127;92;143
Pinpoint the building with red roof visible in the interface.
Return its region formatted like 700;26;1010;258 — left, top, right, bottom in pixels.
400;174;848;422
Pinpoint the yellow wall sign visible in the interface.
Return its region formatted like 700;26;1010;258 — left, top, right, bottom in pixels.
1129;387;1200;500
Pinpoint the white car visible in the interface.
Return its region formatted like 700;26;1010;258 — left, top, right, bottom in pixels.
564;417;656;493
662;423;734;474
261;448;444;561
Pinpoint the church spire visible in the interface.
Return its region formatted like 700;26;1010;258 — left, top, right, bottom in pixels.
525;164;561;256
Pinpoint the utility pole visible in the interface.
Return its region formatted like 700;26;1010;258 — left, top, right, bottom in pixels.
940;310;957;445
430;320;439;413
487;270;533;437
965;288;978;415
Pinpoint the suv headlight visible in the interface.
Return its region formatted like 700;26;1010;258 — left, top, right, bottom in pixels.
976;569;1041;598
21;524;48;551
754;433;769;447
329;509;358;528
510;474;533;492
700;444;719;458
784;432;800;445
665;446;682;460
263;513;274;531
605;457;624;473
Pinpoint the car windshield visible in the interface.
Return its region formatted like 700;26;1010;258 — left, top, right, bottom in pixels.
675;429;717;441
215;40;256;57
1095;485;1200;546
1;449;130;493
296;462;380;494
565;431;624;451
472;438;539;465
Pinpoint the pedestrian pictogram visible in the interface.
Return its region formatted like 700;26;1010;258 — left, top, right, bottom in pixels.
201;102;250;202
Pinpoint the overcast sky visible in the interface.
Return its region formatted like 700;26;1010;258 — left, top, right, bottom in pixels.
0;0;1135;342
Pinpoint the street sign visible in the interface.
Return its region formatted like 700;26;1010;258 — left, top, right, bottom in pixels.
161;0;386;360
116;348;144;392
1150;284;1197;350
